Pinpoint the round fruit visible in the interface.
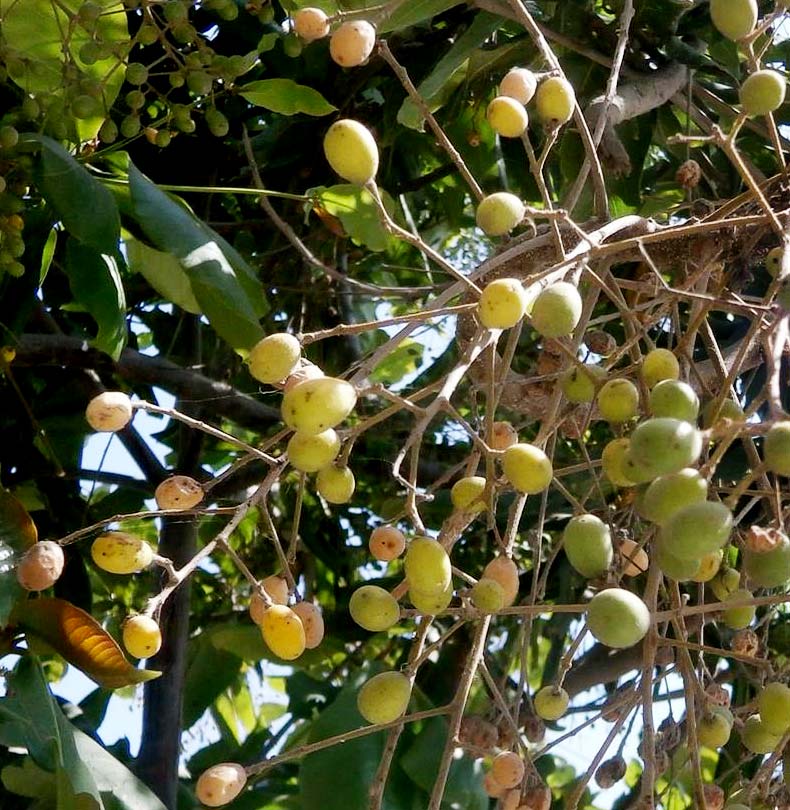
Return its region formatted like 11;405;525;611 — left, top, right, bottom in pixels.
499;68;537;104
357;671;411;724
642;348;679;388
767;246;784;277
293;7;330;42
409;581;453;613
155;475;203;511
287;429;341;473
329;20;376;68
744;532;790;588
486;96;529;138
249;575;289;624
764;421;790;475
710;567;741;601
316;465;355;504
16;541;65;591
405;536;451;594
369;526;406;561
649;379;699;423
710;0;757;40
91;532;153;574
483;771;507;798
721;588;756;630
740;70;787;116
529;282;583;338
85;391;133;432
703;398;744;427
292;601;325;649
597;379;639;423
586;588;650;648
561;365;605;404
475;193;525;237
624;418;703;481
697;707;733;749
601;438;637;487
247;333;301;384
122;615;162;659
482;556;519;606
349;585;400;631
535;76;575;125
692;550;724;583
562;514;613;578
741;714;781;754
260;604;306;660
757;682;790;736
195;762;247;807
323;119;379;186
656;541;701;581
534;686;570;721
491;421;518;450
451;476;487;513
491;751;526;789
471;577;505;612
502;443;553;494
660;501;733;560
637;468;708;525
477;277;528;327
618;538;649;576
281;377;357;435
284;361;324;392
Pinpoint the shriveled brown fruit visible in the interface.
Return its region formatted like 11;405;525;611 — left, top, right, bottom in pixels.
595;755;626;788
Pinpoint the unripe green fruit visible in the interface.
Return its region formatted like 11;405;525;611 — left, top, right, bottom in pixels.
692;549;723;583
703;398;744;428
475;193;525;236
502;443;553;494
122;614;162;658
534;686;570;721
287;429;341;472
486;96;528;138
357;671;411;725
638;468;707;525
91;531;153;574
477;277;527;327
586;588;650;648
451;476;487;513
329;20;376;68
529;282;583;338
316;464;355;504
293;8;330;42
349;585;400;631
323;119;379;186
205;109;229;138
721;588;756;630
0;125;19;150
624;418;703;482
741;713;781;754
125;62;148;85
281;376;357;435
535;76;575;125
597;379;639;423
71;94;101;119
740;70;787;116
471;577;505;612
744;532;790;588
562;514;613;578
777;278;790;312
697;707;733;749
649;380;699;423
764;421;790;475
196;762;247;807
499;68;537;104
248;332;301;384
757;682;790;736
660;500;733;560
656;541;701;581
601;438;636;487
561;365;605;403
187;71;213;95
710;567;741;601
710;0;757;40
120;115;141;138
642;347;680;388
483;556;519;606
767;246;785;277
137;24;159;46
405;537;451;595
409;581;453;613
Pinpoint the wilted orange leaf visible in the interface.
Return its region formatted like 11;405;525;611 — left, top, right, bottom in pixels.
0;490;37;552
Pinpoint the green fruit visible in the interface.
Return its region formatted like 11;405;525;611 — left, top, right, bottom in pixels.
476;193;525;237
740;70;787;116
703;398;744;427
692;549;723;582
205;109;229;137
601;438;636;488
410;581;453;613
561;365;605;404
642;348;679;388
323;119;378;185
502;443;553;494
562;514;613;578
697;707;733;748
529;282;583;338
710;0;757;40
660;500;733;560
248;333;301;384
764;421;790;476
404;537;451;595
471;578;505;612
649;380;699;423
477;278;527;327
281;377;357;435
766;246;784;277
450;476;487;513
597;379;639;423
535;76;575;125
357;671;411;725
125;62;149;85
777;277;790;311
316;465;355;504
586;588;650;648
637;468;707;525
721;588;756;630
349;585;400;631
287;429;340;473
757;682;790;736
534;686;570;721
120;115;141;138
744;532;790;588
187;71;213;95
486;96;528;138
656;541;701;581
71;94;101;119
710;567;741;601
624;418;702;482
741;713;781;754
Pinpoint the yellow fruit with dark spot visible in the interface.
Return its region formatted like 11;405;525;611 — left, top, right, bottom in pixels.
122;615;162;659
195;763;247;807
451;476;487;513
91;532;153;574
86;391;133;432
329;20;376;67
601;438;636;487
597;379;639;423
292;601;325;648
478;278;528;327
16;541;65;591
260;604;306;660
155;475;203;511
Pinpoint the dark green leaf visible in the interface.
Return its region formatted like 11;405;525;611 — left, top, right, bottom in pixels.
239;79;336;116
125;238;201;315
380;0;464;32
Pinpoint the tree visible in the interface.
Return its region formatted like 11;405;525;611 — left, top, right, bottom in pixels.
0;0;789;808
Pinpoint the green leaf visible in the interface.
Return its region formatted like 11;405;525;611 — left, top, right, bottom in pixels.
39;226;58;284
311;185;395;252
370;338;424;385
1;756;56;800
0;490;38;627
239;79;336;116
379;0;464;32
125;237;201;315
64;238;127;360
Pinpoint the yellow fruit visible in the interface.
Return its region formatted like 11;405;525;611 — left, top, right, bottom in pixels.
293;7;330;42
740;70;787;116
450;476;487;513
85;391;133;432
697;706;733;749
561;365;605;404
250;575;289;624
710;567;741;601
357;671;411;724
483;556;519;606
534;685;570;721
323;119;379;186
369;526;406;561
349;585;400;631
703;398;744;428
529;282;583;338
491;421;518;450
642;348;679;388
471;577;505;612
409;581;453;613
329;20;376;67
281;376;357;435
405;537;452;595
491;751;525;789
766;246;784;277
247;333;301;384
499;68;537;104
195;762;247;807
260;604;306;660
91;532;153;574
597;378;639;423
601;438;636;487
475;193;525;237
122;614;162;659
691;550;723;583
316;464;355;504
710;0;757;40
292;601;325;648
484;771;507;798
586;588;650;648
283;361;325;392
486;96;528;138
154;475;203;511
287;428;341;473
502;443;553;494
478;277;528;327
16;541;65;591
535;76;575;125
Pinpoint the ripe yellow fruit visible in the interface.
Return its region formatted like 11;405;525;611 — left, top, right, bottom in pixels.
16;541;65;591
292;601;325;648
561;365;605;404
451;476;487;512
250;575;290;624
247;333;301;384
476;193;526;237
486;96;529;138
534;685;570;721
405;536;451;595
764;421;790;475
535;76;575;125
483;556;519;606
260;604;306;660
597;378;639;423
281;376;357;435
642;347;679;388
349;585;400;631
766;246;784;277
323;119;379;186
316;464;355;504
586;588;650;648
529;282;583;338
91;532;153;574
329;20;376;67
499;68;537;104
478;278;528;328
85;391;133;432
471;577;505;612
740;69;787;116
195;762;247;807
357;671;411;724
287;428;341;473
710;0;757;41
490;421;518;450
491;751;525;789
502;443;553;494
283;361;325;392
369;526;406;561
122;614;162;659
409;581;453;613
601;438;636;488
155;475;203;511
293;7;330;42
